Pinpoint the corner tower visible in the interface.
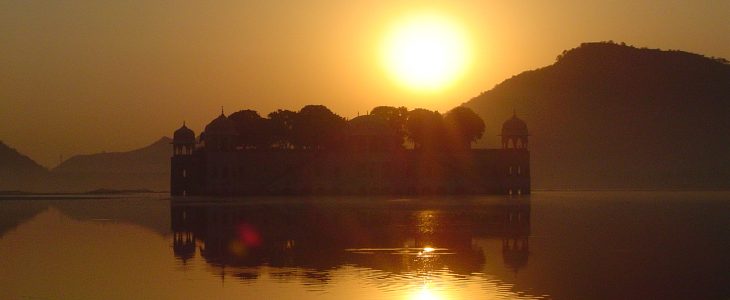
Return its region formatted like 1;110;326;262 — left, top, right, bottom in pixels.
171;123;196;196
499;111;531;195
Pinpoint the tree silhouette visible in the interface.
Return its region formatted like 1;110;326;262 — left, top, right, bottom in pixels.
370;106;408;145
205;105;486;152
444;107;485;149
229;109;271;149
292;105;346;150
406;108;446;150
369;106;409;147
347;114;403;151
268;109;297;149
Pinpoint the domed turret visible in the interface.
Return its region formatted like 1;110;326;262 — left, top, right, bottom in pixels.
171;122;197;196
173;123;196;144
501;111;528;149
502;113;528;136
172;122;196;156
204;113;238;136
203;110;238;151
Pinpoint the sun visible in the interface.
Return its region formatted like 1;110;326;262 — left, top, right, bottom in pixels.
381;13;471;92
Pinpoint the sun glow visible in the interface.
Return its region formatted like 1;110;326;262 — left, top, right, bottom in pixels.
410;284;444;300
381;13;472;92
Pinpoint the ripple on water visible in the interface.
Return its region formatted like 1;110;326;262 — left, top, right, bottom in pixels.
340;247;547;299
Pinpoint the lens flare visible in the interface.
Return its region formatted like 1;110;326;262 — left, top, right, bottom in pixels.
238;223;261;247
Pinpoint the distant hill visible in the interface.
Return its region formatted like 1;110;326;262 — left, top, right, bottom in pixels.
49;137;172;192
464;42;730;189
0;141;49;191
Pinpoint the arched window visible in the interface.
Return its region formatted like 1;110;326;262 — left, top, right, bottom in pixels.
517;166;521;175
509;166;513;175
182;169;187;178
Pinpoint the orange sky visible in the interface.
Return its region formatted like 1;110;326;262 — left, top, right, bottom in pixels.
1;1;729;167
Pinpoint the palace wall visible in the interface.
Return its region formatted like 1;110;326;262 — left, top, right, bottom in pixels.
172;149;530;196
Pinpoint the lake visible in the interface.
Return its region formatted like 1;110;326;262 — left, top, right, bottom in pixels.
1;191;728;299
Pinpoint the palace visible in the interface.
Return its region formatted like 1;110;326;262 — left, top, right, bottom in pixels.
171;111;530;196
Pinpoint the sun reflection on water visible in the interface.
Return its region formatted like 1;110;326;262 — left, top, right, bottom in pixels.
410;284;443;300
166;200;543;299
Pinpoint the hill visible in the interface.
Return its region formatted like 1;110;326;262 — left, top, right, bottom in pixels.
0;141;49;191
464;42;730;189
50;137;172;192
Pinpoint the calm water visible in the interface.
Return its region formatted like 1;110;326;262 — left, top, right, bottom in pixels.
0;192;728;300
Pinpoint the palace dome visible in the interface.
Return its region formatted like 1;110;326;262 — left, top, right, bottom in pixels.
173;123;196;144
204;113;237;136
501;112;528;136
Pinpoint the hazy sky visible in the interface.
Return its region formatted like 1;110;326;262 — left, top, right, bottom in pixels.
2;0;729;167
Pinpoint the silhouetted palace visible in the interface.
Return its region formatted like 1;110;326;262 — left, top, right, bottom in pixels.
171;110;530;196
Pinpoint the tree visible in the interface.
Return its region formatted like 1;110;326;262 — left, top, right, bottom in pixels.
268;109;297;149
444;106;485;149
229;109;271;149
406;108;446;150
347;114;403;151
369;106;408;147
291;105;346;150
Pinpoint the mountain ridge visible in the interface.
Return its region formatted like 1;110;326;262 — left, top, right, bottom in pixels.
0;141;50;191
47;136;171;192
53;137;171;174
0;141;49;174
464;41;730;189
0;137;171;192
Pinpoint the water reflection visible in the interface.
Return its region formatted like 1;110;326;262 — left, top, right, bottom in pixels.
3;192;730;299
411;284;443;300
171;197;534;296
